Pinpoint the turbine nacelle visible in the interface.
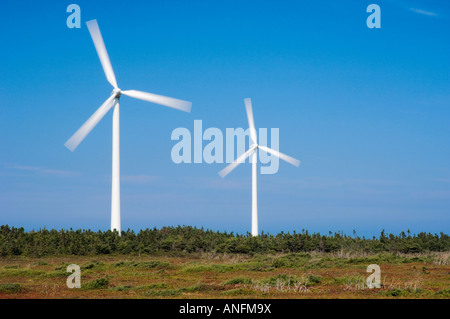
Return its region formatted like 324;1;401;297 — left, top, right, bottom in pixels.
112;88;122;98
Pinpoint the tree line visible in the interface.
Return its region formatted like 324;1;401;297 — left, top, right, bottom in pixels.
0;225;448;257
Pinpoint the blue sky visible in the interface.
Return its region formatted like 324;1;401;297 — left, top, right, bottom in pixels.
0;0;449;237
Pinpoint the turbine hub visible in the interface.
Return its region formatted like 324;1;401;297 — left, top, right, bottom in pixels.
112;88;122;98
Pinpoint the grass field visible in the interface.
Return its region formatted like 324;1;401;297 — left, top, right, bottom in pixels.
0;251;449;299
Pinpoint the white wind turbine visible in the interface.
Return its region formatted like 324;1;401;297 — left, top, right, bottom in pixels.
65;19;191;234
219;98;300;236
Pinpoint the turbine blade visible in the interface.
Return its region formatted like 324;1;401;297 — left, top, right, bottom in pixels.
244;98;257;144
258;145;301;167
65;95;117;152
86;19;118;89
121;90;192;113
219;146;257;178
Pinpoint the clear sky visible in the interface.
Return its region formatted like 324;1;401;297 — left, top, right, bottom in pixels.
0;0;449;237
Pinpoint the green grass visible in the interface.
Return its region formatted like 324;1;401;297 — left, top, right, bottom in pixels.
112;260;171;270
181;263;238;273
0;268;45;278
181;283;222;293
0;283;22;294
381;288;430;297
222;288;254;296
136;283;168;290
435;288;450;298
142;289;181;297
112;285;133;292
31;261;49;266
83;278;110;290
259;274;302;287
307;275;322;285
333;275;366;285
0;252;448;299
223;277;253;285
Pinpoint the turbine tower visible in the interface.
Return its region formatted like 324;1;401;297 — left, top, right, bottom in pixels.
219;98;300;236
65;19;191;234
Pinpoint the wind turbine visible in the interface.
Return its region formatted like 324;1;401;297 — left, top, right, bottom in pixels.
65;19;191;234
219;98;300;236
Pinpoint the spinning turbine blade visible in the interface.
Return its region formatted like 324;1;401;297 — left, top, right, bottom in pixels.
86;19;118;89
258;145;301;167
65;95;117;152
244;98;257;144
121;90;192;113
219;146;257;178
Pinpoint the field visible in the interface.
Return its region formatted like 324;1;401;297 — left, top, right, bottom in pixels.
0;251;449;299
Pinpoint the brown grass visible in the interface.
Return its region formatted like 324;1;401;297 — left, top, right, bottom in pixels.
0;252;448;299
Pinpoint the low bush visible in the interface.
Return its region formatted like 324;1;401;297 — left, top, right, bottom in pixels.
136;283;168;290
83;278;109;290
223;277;253;285
0;283;22;294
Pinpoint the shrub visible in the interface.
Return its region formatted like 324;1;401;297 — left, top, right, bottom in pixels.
307;275;322;285
272;259;289;268
32;261;48;266
143;289;181;297
435;288;450;298
4;265;20;269
136;283;168;290
112;260;170;270
136;261;170;269
83;278;109;290
262;274;300;287
272;253;312;268
181;283;219;293
385;289;404;297
244;261;274;272
223;277;253;285
0;268;44;278
182;263;236;273
41;269;68;278
0;283;22;294
0;225;448;256
82;263;96;270
222;288;253;296
333;275;365;284
113;285;132;291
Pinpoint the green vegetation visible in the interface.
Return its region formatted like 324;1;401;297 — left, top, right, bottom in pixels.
0;252;448;298
435;288;450;298
0;283;22;294
143;289;181;297
222;288;253;296
223;277;253;285
307;274;322;285
0;225;448;299
83;278;110;290
112;260;170;270
381;288;429;297
136;283;168;290
112;285;133;292
0;225;448;257
333;275;366;285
